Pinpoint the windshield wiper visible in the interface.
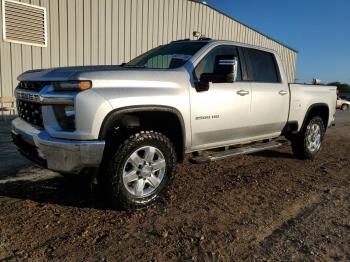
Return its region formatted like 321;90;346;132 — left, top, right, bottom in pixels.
121;64;145;68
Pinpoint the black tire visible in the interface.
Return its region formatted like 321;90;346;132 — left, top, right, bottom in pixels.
291;116;325;160
99;131;177;209
341;104;349;111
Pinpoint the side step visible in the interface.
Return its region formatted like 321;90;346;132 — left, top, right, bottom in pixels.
190;140;289;164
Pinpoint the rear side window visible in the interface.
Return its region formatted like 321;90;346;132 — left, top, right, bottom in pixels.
245;48;280;83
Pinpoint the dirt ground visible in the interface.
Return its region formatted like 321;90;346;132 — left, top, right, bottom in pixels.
0;111;349;261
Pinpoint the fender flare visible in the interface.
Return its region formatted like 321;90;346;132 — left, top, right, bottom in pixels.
98;105;186;161
299;103;329;132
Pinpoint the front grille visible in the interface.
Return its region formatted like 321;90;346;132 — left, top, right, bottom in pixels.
17;100;43;127
17;81;50;92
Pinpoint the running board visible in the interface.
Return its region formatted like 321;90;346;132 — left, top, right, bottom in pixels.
190;140;289;164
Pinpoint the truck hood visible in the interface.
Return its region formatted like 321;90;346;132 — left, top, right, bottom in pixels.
17;65;127;82
17;65;189;90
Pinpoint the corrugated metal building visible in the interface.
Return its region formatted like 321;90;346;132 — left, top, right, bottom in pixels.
0;0;297;99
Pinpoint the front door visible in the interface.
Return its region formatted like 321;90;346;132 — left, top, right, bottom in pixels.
190;45;251;150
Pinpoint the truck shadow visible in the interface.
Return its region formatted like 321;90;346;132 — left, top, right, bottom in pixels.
0;173;113;210
250;150;295;159
0;149;296;210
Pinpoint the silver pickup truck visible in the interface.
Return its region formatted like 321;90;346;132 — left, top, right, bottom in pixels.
12;39;337;209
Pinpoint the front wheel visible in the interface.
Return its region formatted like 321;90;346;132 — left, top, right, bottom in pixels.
291;116;325;160
100;131;177;209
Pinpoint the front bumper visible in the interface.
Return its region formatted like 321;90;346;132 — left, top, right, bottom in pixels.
11;118;105;174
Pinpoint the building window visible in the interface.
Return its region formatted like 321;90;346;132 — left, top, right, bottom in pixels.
2;0;47;47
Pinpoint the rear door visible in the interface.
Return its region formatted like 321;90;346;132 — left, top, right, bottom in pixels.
243;48;289;138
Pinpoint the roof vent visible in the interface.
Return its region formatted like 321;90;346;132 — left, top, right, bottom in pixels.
2;0;47;47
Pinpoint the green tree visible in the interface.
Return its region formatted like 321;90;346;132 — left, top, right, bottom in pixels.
328;82;350;93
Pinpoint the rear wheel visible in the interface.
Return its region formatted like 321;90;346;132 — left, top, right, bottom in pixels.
341;104;349;111
291;116;325;160
100;131;177;209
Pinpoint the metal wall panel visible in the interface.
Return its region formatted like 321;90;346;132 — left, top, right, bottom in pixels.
130;0;137;59
91;0;98;65
75;0;84;65
98;0;105;65
159;0;165;45
41;0;50;68
49;0;59;67
0;0;11;97
67;0;75;66
0;0;297;99
118;0;125;63
83;0;91;65
141;0;148;53
176;0;183;39
111;0;118;64
58;0;67;66
105;0;112;65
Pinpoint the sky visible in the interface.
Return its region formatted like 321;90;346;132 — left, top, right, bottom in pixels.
207;0;350;84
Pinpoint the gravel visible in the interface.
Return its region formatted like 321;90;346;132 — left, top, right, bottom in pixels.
0;111;349;261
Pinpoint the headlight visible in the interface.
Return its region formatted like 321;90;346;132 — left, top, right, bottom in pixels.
53;81;91;91
53;105;75;131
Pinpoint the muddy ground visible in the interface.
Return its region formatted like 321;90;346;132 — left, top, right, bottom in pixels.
0;111;349;261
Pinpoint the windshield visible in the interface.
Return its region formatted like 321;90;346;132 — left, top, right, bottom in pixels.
125;41;208;69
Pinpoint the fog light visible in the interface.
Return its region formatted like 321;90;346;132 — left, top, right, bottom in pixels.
53;105;75;131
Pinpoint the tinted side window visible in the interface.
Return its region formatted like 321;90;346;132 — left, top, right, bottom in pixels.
195;45;242;81
245;48;279;83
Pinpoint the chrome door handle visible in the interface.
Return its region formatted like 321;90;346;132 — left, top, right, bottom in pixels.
237;90;250;96
279;90;288;96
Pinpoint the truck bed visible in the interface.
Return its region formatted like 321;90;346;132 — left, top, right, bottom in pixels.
288;83;337;130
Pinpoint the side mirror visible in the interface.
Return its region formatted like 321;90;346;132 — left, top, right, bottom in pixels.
194;74;210;92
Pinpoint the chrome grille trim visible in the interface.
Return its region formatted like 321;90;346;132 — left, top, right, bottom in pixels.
15;89;41;103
